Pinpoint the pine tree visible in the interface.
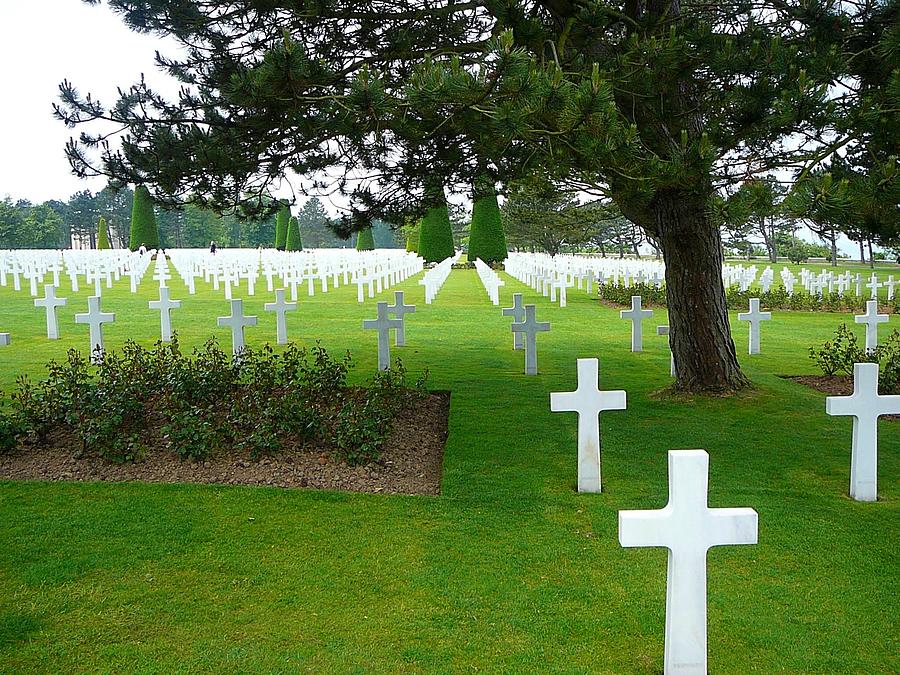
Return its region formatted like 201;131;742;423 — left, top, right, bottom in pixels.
355;226;375;251
285;216;303;251
467;177;507;264
129;185;159;251
97;216;110;250
274;202;290;250
57;1;895;391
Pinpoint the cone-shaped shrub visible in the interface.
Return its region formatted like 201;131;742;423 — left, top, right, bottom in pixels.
97;216;110;250
274;202;290;250
417;185;454;263
468;179;507;264
356;227;375;251
285;216;303;251
129;185;160;250
405;220;420;253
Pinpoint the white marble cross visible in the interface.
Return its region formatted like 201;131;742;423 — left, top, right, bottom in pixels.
217;298;258;356
502;293;526;350
854;300;889;353
264;288;297;345
866;273;882;299
620;295;653;352
826;362;900;502
550;358;626;492
148;286;181;342
34;284;67;340
737;298;772;355
74;296;115;363
885;275;897;301
619;450;758;674
511;304;551;375
657;325;675;376
363;301;403;371
387;290;416;347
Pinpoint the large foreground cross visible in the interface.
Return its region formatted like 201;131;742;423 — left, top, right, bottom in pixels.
737;298;772;355
550;358;626;492
826;362;900;502
619;450;758;674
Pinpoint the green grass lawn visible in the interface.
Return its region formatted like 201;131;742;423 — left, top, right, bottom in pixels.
0;266;897;673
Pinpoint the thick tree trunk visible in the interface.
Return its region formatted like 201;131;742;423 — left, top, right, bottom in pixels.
646;191;750;393
859;239;866;264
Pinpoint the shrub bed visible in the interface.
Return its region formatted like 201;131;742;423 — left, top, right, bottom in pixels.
599;282;900;313
2;339;429;466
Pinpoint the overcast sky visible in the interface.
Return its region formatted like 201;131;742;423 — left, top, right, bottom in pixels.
0;1;184;203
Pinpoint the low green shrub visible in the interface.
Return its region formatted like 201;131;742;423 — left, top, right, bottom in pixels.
599;282;899;314
809;324;900;393
4;338;426;465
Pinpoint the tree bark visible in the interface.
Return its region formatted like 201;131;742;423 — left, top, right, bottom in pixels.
628;190;750;393
830;229;838;266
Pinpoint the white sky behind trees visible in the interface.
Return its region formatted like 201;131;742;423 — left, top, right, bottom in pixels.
0;1;861;255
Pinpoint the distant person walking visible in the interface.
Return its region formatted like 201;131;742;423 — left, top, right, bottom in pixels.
210;240;217;254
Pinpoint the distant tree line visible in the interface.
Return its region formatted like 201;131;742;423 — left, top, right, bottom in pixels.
0;190;404;250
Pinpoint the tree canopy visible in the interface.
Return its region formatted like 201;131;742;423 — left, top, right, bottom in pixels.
56;0;898;392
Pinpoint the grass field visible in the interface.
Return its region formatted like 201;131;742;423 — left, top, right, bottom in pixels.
0;264;897;673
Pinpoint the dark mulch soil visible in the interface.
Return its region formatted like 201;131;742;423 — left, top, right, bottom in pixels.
0;392;450;495
782;375;899;420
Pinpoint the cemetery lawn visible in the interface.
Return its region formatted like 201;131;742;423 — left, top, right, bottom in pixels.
1;269;898;673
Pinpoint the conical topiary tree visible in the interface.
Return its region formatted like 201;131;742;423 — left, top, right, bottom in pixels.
468;177;507;264
97;216;110;250
356;226;375;251
285;216;303;251
129;185;160;251
405;220;420;253
417;184;454;263
274;201;291;250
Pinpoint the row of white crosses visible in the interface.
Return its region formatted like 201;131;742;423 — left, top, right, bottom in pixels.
549;358;757;673
418;252;460;304
473;258;505;305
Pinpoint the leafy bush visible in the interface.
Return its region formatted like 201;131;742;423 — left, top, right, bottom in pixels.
129;185;160;251
5;338;425;465
809;324;900;393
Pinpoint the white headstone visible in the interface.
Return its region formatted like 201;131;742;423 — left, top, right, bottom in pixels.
826;362;900;501
619;450;758;674
620;296;654;352
74;295;115;363
854;300;889;353
502;293;526;350
657;325;675;376
34;284;67;340
387;290;416;347
0;333;9;346
550;358;626;493
737;298;772;355
217;298;258;356
148;286;181;342
511;304;551;375
363;301;402;371
264;288;297;345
